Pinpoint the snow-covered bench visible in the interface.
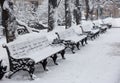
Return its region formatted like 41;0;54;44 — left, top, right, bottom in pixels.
93;23;108;34
99;26;107;33
100;23;112;29
81;21;101;40
80;25;100;40
55;28;87;53
3;35;65;80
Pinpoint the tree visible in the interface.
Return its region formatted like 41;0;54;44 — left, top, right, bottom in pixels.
0;0;16;43
0;0;31;43
48;0;57;32
57;0;65;26
84;0;96;20
73;0;81;25
85;0;89;20
65;0;72;29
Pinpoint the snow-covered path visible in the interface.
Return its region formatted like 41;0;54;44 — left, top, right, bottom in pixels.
1;28;120;83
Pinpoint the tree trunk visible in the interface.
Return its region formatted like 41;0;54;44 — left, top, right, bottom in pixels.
48;0;57;32
0;0;10;43
65;0;71;29
85;0;89;20
0;0;15;43
89;6;94;20
73;0;81;25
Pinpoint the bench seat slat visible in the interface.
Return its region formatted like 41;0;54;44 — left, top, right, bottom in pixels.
101;26;107;29
91;29;99;33
7;36;65;63
57;28;87;41
27;46;65;63
63;35;87;43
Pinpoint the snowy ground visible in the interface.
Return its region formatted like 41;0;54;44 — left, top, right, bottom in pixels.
1;27;120;83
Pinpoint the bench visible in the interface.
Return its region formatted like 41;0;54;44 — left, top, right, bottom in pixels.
92;24;107;34
92;23;107;34
3;35;65;80
99;26;107;33
55;28;87;53
80;26;100;40
100;23;112;29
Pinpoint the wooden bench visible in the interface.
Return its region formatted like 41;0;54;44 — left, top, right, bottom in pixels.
3;35;65;80
55;28;87;53
99;26;107;33
93;23;107;34
80;26;100;40
100;23;112;29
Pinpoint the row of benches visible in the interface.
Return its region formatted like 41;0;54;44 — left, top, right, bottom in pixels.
2;24;110;80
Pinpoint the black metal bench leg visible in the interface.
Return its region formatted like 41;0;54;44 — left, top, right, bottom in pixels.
7;70;22;79
71;45;75;54
7;65;35;80
41;59;48;71
60;50;65;59
7;72;14;79
0;66;6;80
98;32;100;36
66;44;75;54
76;42;80;50
85;37;88;44
51;54;58;65
81;40;85;46
96;32;99;37
29;66;35;80
90;36;93;40
93;34;96;39
90;36;92;40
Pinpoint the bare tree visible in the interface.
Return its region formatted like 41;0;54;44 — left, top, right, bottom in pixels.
48;0;57;32
84;0;96;20
85;0;90;20
65;0;72;29
73;0;81;25
0;0;14;43
0;0;30;43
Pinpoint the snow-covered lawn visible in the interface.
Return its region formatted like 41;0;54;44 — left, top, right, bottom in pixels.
1;27;120;83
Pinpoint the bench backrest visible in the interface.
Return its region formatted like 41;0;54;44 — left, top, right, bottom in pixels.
81;20;93;31
73;26;83;34
7;36;50;58
58;28;76;39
